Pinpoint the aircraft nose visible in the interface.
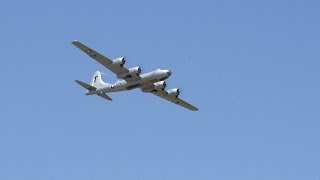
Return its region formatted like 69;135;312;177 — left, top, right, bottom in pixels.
167;70;172;76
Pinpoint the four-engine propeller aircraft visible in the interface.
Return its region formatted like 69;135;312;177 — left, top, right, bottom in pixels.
72;40;198;111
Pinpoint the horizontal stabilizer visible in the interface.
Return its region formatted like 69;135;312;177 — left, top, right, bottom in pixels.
75;80;97;91
76;80;112;101
98;93;112;101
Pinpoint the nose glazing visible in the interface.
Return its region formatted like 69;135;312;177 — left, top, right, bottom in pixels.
167;70;172;76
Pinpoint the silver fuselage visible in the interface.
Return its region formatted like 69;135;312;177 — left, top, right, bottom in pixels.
86;69;170;95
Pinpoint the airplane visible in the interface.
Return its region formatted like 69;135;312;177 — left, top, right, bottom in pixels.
72;40;199;111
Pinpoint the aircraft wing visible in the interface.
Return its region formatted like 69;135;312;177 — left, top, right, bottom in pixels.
72;40;128;76
150;91;199;111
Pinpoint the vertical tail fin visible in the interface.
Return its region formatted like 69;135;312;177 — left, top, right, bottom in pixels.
90;71;109;88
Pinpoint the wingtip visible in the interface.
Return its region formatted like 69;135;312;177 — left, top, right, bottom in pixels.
71;40;79;44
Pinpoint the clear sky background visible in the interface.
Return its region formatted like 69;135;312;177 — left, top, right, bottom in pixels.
0;0;319;179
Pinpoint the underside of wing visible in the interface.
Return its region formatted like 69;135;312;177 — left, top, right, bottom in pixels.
149;90;199;111
72;40;129;76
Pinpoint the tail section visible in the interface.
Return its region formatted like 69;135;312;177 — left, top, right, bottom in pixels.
75;71;112;101
90;71;109;89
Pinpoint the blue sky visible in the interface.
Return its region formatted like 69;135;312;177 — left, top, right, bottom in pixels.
0;0;320;179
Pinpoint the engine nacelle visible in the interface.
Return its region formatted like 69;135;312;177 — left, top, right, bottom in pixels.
128;66;142;76
153;81;166;90
117;66;142;79
142;81;166;92
112;57;126;68
167;88;180;98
